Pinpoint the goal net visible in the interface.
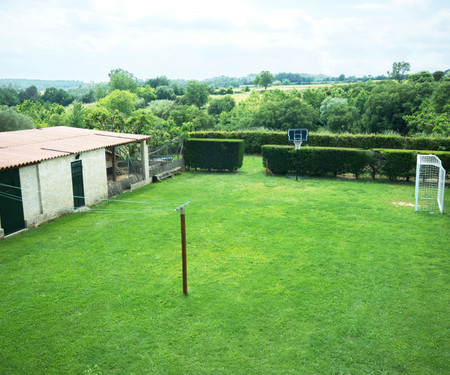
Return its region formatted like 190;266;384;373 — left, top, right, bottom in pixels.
415;154;446;213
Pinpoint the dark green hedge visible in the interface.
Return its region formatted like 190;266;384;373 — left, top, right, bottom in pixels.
190;131;450;153
262;145;450;180
184;138;244;171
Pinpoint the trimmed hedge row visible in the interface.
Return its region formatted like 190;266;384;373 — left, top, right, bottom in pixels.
190;131;450;153
184;138;244;171
262;145;450;180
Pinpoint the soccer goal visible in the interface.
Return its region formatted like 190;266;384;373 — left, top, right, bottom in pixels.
415;154;446;213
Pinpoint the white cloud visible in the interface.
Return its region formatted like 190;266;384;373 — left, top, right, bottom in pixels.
0;0;448;81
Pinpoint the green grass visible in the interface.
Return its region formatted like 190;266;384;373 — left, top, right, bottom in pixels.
1;156;449;374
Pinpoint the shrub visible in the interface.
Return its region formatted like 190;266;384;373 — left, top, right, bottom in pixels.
376;150;416;181
262;146;373;178
184;139;244;171
190;131;449;153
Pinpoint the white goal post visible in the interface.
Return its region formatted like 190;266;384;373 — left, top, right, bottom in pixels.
415;154;446;214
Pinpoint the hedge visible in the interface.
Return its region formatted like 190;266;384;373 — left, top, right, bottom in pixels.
184;138;244;171
190;131;450;153
262;145;450;180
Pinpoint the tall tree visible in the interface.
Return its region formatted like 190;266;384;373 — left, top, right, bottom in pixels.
185;80;210;108
255;71;275;90
388;62;410;82
108;68;138;92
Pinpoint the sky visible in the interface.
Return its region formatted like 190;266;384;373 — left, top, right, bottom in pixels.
0;0;449;82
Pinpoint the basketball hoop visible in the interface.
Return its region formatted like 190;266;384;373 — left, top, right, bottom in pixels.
288;129;308;181
294;140;302;150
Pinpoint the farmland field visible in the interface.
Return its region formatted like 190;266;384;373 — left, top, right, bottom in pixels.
0;156;449;374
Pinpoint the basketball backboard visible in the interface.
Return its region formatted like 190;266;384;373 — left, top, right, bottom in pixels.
288;129;308;142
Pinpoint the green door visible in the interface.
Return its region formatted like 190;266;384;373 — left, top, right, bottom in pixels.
0;169;26;236
71;161;85;209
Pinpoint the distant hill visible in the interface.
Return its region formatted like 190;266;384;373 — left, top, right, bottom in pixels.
0;79;87;91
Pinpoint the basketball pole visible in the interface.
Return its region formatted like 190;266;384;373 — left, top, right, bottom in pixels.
296;148;299;181
176;202;190;295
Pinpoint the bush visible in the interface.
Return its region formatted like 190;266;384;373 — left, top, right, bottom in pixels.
262;146;373;178
190;131;449;153
262;145;449;180
376;149;416;181
184;139;244;171
0;108;35;132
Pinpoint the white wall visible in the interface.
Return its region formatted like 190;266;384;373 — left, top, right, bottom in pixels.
18;148;108;228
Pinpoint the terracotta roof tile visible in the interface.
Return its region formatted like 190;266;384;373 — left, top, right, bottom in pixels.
0;126;150;170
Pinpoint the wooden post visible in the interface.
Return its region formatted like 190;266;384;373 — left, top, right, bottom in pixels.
112;146;117;182
176;202;190;295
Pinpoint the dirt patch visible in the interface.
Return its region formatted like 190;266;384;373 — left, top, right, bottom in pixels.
392;201;414;207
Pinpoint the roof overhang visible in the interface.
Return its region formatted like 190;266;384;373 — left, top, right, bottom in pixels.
0;127;150;171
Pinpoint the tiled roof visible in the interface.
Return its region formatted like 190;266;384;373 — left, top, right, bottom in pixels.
0;127;150;170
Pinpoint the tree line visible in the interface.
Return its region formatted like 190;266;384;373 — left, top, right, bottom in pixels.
1;64;449;140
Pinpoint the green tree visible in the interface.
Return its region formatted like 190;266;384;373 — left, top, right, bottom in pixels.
252;97;318;130
403;102;450;136
98;90;137;116
431;81;450;113
208;96;236;117
407;71;434;83
94;83;108;101
108;68;138;93
185;80;210;108
168;105;215;130
18;85;40;102
155;86;176;100
320;97;360;133
0;87;20;106
388;61;410;82
0;108;35;132
67;102;85;128
147;76;170;88
432;71;445;82
137;85;157;103
255;71;275;90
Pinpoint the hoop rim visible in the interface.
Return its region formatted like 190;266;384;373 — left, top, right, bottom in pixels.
294;140;303;150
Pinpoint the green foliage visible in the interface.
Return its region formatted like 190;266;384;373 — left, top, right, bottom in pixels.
254;71;275;89
377;149;416;181
184;138;244;171
185;81;210;108
137;85;157;103
146;100;175;120
16;100;66;128
388;61;411;82
262;145;449;180
403;102;450;136
0;108;35;132
0;87;20;106
262;145;372;178
168;105;215;131
155;86;176;100
408;71;434;83
146;76;170;88
320;97;361;133
108;68;138;93
98;90;137;116
41;87;74;106
67;102;86;128
431;81;450;113
208;96;236;117
190;130;450;153
18;85;40;102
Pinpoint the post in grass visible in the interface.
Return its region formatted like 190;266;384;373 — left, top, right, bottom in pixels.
175;202;190;295
288;129;308;181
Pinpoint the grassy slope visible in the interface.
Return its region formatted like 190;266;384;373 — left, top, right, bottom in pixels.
0;156;449;374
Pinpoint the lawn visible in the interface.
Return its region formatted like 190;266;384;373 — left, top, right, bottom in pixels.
0;156;449;374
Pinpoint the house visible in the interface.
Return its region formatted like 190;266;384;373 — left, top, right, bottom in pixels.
0;126;150;238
